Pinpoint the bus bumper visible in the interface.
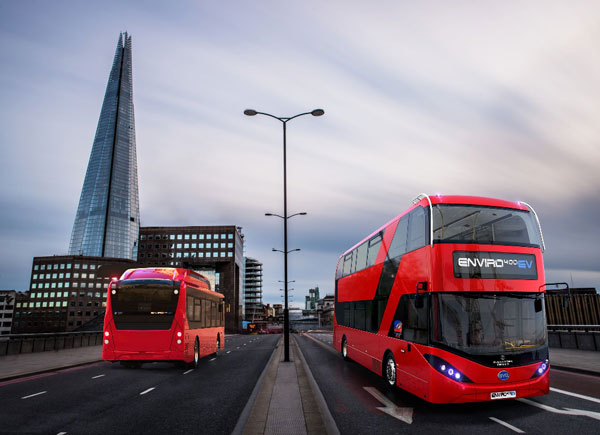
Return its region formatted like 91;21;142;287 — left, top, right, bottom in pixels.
427;370;549;403
102;349;185;362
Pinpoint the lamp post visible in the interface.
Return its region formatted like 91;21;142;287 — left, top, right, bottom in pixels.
245;108;324;362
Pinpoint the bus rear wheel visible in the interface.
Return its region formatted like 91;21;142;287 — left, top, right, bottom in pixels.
341;336;349;360
191;338;200;369
384;353;396;388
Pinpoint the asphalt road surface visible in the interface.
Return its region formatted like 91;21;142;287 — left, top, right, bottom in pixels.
298;332;600;435
0;334;279;435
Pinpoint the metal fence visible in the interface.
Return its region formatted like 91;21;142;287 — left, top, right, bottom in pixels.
0;331;102;356
545;293;600;325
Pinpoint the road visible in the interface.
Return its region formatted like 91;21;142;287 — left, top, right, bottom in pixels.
0;334;279;435
297;332;600;435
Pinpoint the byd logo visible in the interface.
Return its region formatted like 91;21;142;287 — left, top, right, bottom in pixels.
457;258;533;269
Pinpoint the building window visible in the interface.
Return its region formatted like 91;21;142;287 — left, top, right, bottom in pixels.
34;265;39;270
140;235;146;240
46;274;51;279
199;234;204;240
49;302;54;307
58;283;63;288
42;302;48;308
65;282;70;288
228;234;233;239
67;264;71;269
83;264;88;270
51;283;56;288
206;243;211;249
66;273;71;278
32;284;37;289
185;234;190;240
220;243;225;248
184;243;189;249
198;253;204;258
192;234;197;240
176;253;182;258
177;234;182;240
41;265;46;270
44;283;49;289
36;302;41;308
206;253;211;258
207;234;212;240
220;252;226;258
33;274;38;280
53;264;59;270
62;301;68;307
221;234;226;239
177;243;182;249
191;243;197;249
75;264;80;269
74;273;79;278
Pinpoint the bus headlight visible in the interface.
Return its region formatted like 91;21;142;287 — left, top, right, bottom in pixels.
424;354;472;383
104;339;109;344
104;331;109;337
177;332;182;337
531;359;549;378
177;339;182;344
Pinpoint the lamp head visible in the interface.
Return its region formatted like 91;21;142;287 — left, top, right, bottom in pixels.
244;109;257;116
311;109;325;116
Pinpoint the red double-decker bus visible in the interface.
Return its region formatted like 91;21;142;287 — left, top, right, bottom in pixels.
103;267;225;368
334;194;549;403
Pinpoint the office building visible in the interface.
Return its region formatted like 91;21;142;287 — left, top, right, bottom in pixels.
12;256;136;333
0;291;16;335
136;226;244;332
68;32;140;260
244;257;264;322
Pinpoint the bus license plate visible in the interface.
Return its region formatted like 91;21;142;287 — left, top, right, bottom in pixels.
491;391;516;400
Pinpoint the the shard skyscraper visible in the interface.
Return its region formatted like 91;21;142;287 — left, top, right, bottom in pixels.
68;33;140;260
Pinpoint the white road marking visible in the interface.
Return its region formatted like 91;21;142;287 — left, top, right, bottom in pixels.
139;387;155;396
550;387;600;404
243;343;247;346
21;391;47;400
209;358;216;361
226;351;231;354
91;374;105;379
519;398;600;421
57;432;67;435
363;387;413;424
489;417;525;433
183;369;193;375
236;347;240;349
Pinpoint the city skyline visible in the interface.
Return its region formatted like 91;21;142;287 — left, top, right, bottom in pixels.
1;2;599;307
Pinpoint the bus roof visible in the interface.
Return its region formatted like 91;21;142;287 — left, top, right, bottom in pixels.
338;194;532;261
119;267;218;295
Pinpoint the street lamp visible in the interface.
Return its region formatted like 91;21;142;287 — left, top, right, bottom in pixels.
245;107;324;362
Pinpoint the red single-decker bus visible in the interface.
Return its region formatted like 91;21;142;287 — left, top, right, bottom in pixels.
103;267;225;368
334;194;549;403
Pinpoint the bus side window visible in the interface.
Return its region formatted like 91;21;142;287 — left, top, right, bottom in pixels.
343;252;353;276
390;295;429;344
407;207;426;252
187;296;194;321
355;241;368;273
388;216;409;259
366;233;382;267
204;298;210;328
194;298;201;323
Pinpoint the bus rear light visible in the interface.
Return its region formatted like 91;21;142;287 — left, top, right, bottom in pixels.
531;359;549;378
425;354;472;383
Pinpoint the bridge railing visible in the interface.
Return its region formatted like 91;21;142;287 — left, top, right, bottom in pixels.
547;324;600;351
0;331;102;356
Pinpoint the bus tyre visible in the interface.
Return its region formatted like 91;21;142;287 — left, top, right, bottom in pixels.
192;338;200;369
384;353;396;389
341;337;349;361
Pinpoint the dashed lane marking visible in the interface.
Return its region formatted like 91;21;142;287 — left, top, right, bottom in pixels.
209;358;216;361
550;387;600;404
139;387;155;396
519;398;600;421
183;369;193;375
489;417;525;433
21;391;47;400
91;374;105;379
226;351;231;354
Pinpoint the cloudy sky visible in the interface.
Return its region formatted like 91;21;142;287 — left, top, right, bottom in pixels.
1;1;599;307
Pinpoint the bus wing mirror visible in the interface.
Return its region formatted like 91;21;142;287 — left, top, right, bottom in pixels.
534;298;543;313
542;282;570;310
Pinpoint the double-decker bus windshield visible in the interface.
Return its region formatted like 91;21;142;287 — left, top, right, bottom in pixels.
112;279;179;330
433;205;540;247
432;292;546;355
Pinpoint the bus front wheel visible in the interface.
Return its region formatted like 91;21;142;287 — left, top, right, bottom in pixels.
384;353;396;388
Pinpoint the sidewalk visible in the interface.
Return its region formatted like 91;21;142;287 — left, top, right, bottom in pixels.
239;336;338;435
0;345;103;382
549;347;600;375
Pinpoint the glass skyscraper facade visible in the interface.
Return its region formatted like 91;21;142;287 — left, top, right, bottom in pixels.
68;33;140;260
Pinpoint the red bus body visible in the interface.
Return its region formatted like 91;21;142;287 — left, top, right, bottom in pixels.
334;195;549;403
103;268;225;365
